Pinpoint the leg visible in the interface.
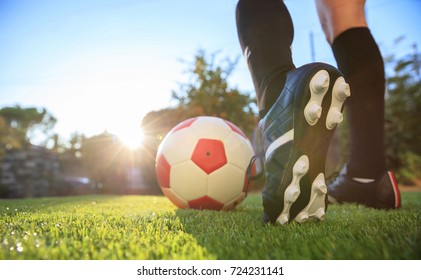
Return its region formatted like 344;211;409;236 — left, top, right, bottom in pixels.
316;0;401;209
317;0;385;178
237;0;350;224
315;0;367;44
236;0;295;118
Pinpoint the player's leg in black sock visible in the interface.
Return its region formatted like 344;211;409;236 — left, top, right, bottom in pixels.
332;27;386;179
236;0;295;118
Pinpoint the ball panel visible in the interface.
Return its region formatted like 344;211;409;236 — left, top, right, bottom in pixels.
171;161;208;201
208;164;245;204
224;120;247;139
190;116;231;140
223;132;254;171
159;128;198;165
161;188;189;208
171;117;198;133
188;195;224;210
155;154;171;188
191;139;227;174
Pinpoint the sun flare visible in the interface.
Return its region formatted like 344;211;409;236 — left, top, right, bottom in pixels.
117;127;145;150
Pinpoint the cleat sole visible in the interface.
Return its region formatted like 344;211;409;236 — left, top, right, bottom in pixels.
304;70;330;125
259;63;351;225
294;173;327;223
326;77;350;130
276;155;309;225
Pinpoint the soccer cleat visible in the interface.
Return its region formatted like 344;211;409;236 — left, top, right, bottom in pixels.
327;165;401;209
254;63;350;225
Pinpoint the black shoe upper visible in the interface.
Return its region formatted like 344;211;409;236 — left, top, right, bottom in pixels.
327;165;401;209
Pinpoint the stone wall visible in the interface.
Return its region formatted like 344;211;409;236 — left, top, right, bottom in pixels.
0;145;61;198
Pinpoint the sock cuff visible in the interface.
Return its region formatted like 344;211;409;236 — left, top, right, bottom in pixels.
331;27;371;51
331;27;384;77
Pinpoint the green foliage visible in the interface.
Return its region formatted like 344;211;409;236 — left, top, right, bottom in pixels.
142;50;257;139
142;108;190;144
139;108;189;192
80;132;132;193
0;105;57;148
171;50;257;136
385;52;421;183
0;193;420;260
0;116;22;156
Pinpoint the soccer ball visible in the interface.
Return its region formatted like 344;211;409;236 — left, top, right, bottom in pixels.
155;116;255;210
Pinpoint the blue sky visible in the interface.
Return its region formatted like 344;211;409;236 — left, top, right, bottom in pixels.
1;0;420;147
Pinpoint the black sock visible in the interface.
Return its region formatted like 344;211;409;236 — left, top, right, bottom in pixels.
236;0;295;118
332;27;386;178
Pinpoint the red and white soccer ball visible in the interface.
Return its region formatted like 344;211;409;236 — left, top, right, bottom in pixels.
155;116;255;210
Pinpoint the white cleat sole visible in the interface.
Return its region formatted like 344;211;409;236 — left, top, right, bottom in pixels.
304;70;330;125
294;173;327;223
276;155;309;225
326;77;350;130
276;158;328;225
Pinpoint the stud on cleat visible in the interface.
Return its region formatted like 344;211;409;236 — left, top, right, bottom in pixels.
305;103;322;124
294;157;309;176
326;109;343;129
314;180;327;195
277;214;289;225
314;208;326;220
275;155;309;225
294;213;309;224
335;82;351;101
285;184;301;203
310;70;330;93
294;173;327;223
326;77;350;130
305;70;330;125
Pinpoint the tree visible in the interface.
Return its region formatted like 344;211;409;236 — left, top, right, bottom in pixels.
0;105;57;148
140;107;188;193
57;132;87;179
0;116;22;156
172;50;257;136
81;131;132;193
384;50;421;184
140;50;259;191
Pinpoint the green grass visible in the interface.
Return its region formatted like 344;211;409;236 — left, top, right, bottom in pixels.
1;192;420;260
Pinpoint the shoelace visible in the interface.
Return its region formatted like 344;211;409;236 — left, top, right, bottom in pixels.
244;156;266;196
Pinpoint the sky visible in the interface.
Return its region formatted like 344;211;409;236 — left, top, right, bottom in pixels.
1;0;420;148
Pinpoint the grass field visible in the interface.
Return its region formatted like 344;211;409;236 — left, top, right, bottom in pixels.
0;192;420;260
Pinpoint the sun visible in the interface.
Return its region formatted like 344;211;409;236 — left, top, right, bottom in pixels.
118;127;145;150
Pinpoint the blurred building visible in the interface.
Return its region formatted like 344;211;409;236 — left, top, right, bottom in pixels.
0;145;61;198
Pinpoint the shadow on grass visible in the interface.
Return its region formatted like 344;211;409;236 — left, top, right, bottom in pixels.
174;193;266;259
174;192;421;260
